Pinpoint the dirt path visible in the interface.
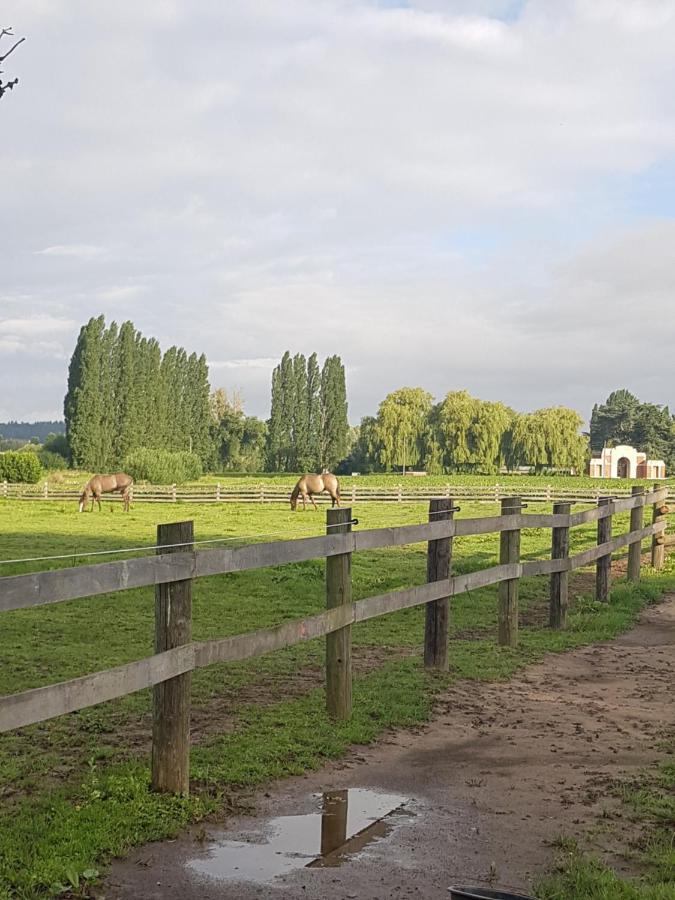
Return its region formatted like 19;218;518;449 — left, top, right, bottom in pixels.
106;597;675;900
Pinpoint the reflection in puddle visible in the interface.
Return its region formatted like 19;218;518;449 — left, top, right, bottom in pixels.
187;788;410;884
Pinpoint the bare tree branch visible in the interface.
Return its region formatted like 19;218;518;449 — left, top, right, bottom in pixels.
0;26;24;101
0;35;25;63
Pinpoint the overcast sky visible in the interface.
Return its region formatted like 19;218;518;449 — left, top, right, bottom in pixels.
2;0;675;425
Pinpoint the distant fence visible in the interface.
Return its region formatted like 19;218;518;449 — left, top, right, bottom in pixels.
2;479;673;505
0;486;668;795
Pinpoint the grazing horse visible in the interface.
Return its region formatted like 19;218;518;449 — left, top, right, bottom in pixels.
290;473;341;511
79;473;134;512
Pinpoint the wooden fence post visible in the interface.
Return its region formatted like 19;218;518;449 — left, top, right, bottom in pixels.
2;480;6;498
216;482;221;502
151;520;193;795
326;507;353;721
549;501;571;629
424;498;454;670
627;486;645;583
651;483;667;570
171;483;177;502
596;498;612;602
43;481;48;499
498;496;521;647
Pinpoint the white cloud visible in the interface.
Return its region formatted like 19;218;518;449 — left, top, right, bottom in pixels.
208;358;278;370
0;316;75;335
35;245;107;259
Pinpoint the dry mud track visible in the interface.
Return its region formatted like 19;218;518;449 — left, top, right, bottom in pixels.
106;597;675;900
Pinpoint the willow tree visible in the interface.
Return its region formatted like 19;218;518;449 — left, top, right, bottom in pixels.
433;390;478;470
374;387;433;473
507;407;586;472
471;400;514;473
432;391;513;473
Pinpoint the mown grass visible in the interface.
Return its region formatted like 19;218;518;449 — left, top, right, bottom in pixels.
0;499;672;898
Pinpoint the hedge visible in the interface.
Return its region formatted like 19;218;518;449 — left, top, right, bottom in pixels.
0;451;43;483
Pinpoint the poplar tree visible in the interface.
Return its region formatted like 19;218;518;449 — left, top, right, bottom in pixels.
292;353;311;471
114;321;140;462
188;353;212;462
306;352;322;468
319;355;349;470
64;316;107;469
266;352;296;470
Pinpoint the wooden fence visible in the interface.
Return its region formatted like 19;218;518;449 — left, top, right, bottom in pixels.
0;486;668;795
2;479;674;505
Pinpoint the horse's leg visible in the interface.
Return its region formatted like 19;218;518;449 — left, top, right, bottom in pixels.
335;491;341;508
96;493;102;512
310;493;318;511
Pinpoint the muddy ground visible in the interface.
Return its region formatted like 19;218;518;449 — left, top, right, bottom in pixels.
105;597;675;900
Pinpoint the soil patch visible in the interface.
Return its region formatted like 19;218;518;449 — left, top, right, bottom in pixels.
106;596;675;900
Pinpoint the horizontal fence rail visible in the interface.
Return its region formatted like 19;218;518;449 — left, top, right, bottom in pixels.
2;480;674;505
0;487;669;794
0;489;667;614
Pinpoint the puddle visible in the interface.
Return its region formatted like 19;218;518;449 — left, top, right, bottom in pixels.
186;788;411;885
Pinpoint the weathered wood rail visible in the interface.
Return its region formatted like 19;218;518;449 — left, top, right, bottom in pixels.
2;479;673;505
0;487;668;796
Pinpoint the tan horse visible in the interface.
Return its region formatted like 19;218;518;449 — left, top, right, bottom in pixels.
290;473;341;511
79;473;134;512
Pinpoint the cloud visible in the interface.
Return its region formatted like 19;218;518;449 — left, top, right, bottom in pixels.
208;358;278;370
35;244;107;259
0;316;75;335
2;0;675;421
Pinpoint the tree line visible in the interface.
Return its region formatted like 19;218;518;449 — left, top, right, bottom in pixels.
267;351;349;472
345;389;587;475
55;318;675;477
64;316;211;470
62;320;349;476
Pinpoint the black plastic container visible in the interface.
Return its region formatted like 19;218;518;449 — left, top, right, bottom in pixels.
448;888;538;900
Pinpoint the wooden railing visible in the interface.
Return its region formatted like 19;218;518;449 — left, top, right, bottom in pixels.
0;486;668;795
2;479;673;505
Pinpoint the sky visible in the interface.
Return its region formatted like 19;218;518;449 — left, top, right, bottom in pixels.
2;0;675;425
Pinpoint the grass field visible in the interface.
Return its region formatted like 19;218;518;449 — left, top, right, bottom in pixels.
0;497;673;898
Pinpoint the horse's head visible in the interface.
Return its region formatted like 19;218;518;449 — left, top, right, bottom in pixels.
78;488;89;512
290;484;300;511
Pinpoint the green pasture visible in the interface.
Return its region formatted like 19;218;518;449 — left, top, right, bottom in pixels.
0;498;673;898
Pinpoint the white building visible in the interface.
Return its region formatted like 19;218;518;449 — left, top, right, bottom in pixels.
589;445;666;480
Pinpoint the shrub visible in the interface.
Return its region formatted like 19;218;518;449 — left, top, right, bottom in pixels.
38;449;69;470
0;451;43;483
43;433;70;461
122;449;203;485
